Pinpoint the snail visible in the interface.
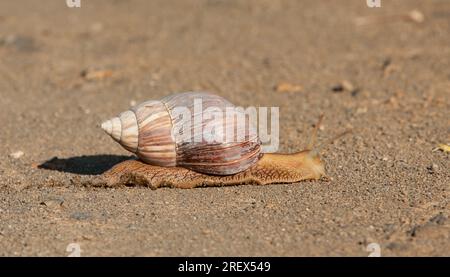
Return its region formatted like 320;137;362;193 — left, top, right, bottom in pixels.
98;92;348;189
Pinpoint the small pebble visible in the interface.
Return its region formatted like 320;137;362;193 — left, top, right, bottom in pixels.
9;151;24;159
82;235;93;241
1;35;37;52
429;213;446;225
274;82;303;93
70;212;90;220
355;107;368;115
332;84;344;92
332;80;359;95
427;163;439;174
81;68;113;81
341;80;355;92
40;198;64;209
408;10;425;23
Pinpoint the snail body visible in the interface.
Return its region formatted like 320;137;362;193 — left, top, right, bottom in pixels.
100;92;345;188
102;92;261;175
96;150;325;189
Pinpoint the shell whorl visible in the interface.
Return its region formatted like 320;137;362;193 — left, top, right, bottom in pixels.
131;100;176;167
101;110;139;153
102;100;176;167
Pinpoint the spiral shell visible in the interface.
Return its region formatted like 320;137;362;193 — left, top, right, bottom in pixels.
101;92;261;175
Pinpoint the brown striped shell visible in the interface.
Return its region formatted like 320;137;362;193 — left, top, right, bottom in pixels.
101;92;262;175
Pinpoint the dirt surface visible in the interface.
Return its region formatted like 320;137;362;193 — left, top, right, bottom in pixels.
0;0;449;256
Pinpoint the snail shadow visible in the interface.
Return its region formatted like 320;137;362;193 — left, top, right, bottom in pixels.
38;155;134;175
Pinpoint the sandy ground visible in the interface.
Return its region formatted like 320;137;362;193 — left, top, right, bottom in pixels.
0;0;449;256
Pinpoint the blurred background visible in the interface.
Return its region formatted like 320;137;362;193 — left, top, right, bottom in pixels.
0;0;448;256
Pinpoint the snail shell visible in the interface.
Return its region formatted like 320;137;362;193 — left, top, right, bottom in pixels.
101;92;261;175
